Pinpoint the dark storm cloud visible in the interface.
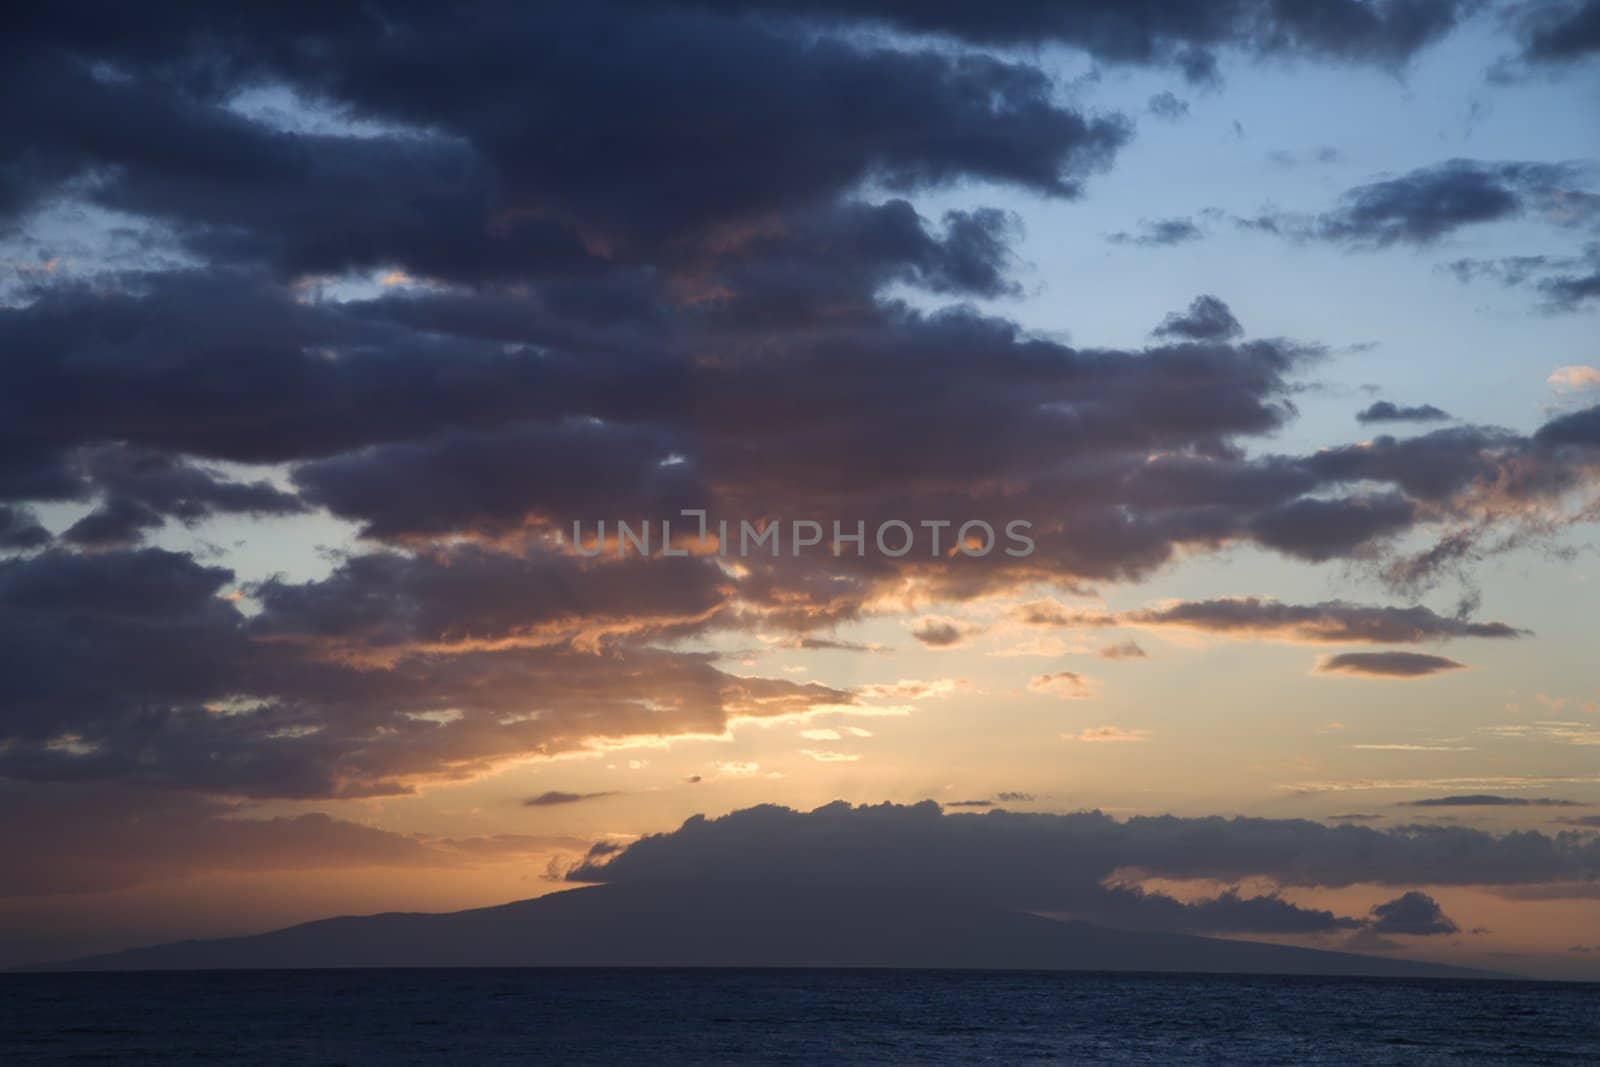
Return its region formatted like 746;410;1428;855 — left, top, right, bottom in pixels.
634;0;1473;76
4;1;1600;815
680;200;1023;331
1304;425;1576;502
0;547;847;799
568;801;1600;933
56;446;307;549
1368;891;1459;935
1402;795;1583;807
250;546;729;650
1520;0;1600;62
0;271;691;467
1152;295;1242;340
1316;651;1466;677
1247;160;1594;248
1107;217;1203;247
0;443;88;503
4;7;1132;256
292;420;706;541
1536;403;1600;448
1248;493;1417;561
0;505;51;550
1093;886;1364;934
1357;401;1452;424
61;497;165;550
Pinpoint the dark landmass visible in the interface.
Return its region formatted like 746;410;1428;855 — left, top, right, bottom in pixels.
22;886;1507;978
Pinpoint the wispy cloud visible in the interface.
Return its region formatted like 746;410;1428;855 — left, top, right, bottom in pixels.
1071;726;1151;743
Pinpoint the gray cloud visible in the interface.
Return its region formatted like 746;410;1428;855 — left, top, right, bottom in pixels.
910;619;967;648
1446;244;1600;313
3;2;1600;837
1520;1;1600;64
1358;401;1452;424
1316;652;1467;678
1245;160;1595;248
1152;294;1242;340
0;547;847;800
1108;218;1203;247
525;791;619;808
0;505;50;551
1402;795;1583;808
1368;890;1460;935
0;784;585;898
567;801;1600;935
1147;92;1189;121
1023;596;1525;644
618;0;1474;78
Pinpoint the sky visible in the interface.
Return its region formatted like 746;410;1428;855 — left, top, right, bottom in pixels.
1;1;1599;977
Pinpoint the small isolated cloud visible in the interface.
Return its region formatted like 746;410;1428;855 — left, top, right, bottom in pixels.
1246;160;1595;248
799;728;842;741
1153;294;1241;341
910;617;976;648
859;678;964;701
1316;652;1466;679
1550;365;1600;390
683;775;704;785
1269;146;1343;168
1073;726;1150;743
1147;91;1189;121
1357;401;1451;424
524;790;618;807
1327;813;1384;822
1481;722;1600;746
800;749;861;763
1402;794;1582;808
713;761;762;777
1447;246;1600;314
1030;671;1099;700
1108;217;1203;247
794;637;888;653
1099;641;1147;661
945;791;1035;809
1034;596;1524;645
1368;891;1459;936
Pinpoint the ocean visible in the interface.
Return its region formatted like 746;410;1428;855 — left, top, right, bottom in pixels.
1;969;1595;1064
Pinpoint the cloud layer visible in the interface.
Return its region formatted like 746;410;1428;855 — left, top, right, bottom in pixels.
570;801;1595;936
1;5;1598;851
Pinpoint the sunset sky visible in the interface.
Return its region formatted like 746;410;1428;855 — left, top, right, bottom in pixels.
2;2;1599;977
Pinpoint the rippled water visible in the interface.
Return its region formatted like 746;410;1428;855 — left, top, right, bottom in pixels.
2;969;1596;1064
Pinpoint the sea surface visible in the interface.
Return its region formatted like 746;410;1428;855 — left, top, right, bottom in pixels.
1;968;1596;1064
